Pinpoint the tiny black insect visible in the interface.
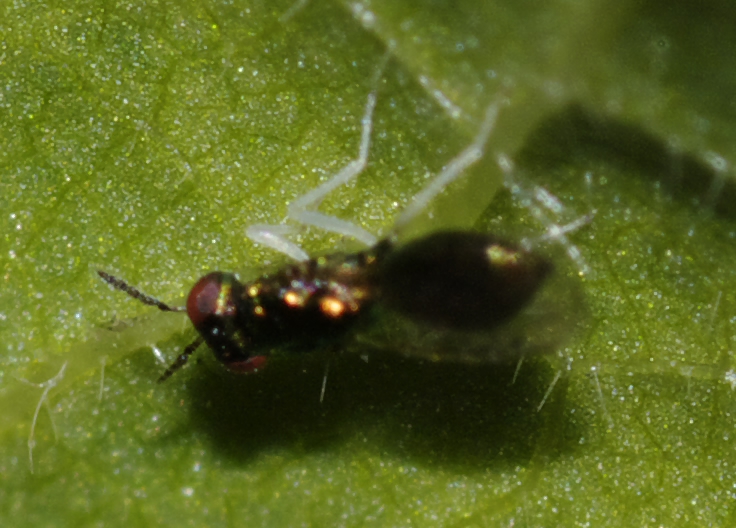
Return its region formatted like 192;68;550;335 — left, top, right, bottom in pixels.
99;84;586;381
98;231;551;381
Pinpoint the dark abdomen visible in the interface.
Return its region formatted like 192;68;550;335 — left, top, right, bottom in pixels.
377;231;552;331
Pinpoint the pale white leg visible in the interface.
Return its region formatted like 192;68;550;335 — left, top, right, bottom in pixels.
286;91;378;245
246;90;379;260
498;155;595;411
537;212;596;243
17;361;68;474
393;101;502;233
497;154;592;276
245;223;309;262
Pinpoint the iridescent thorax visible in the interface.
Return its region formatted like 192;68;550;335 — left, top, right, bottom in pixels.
99;232;551;380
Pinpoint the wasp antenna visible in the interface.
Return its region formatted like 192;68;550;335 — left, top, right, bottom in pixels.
157;337;204;382
97;270;185;313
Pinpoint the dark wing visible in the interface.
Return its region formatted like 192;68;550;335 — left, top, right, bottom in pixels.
360;231;587;363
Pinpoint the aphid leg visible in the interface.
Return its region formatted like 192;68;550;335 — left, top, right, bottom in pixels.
245;224;309;262
247;55;391;259
245;90;379;259
16;361;68;474
536;212;596;243
393;100;502;233
97;271;186;312
497;154;592;276
157;336;204;383
534;211;595;277
417;74;464;120
286;90;378;245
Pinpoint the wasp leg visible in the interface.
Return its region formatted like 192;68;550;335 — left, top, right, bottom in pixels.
16;362;68;473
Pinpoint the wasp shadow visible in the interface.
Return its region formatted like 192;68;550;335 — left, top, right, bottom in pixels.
184;346;583;470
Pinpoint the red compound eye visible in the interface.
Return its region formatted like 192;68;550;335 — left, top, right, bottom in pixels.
186;272;233;328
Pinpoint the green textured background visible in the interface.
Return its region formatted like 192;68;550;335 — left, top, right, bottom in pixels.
2;0;736;526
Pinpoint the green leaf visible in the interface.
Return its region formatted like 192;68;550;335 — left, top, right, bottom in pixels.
2;0;736;525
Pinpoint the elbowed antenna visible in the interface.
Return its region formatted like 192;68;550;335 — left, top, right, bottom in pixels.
97;271;186;312
98;270;204;380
